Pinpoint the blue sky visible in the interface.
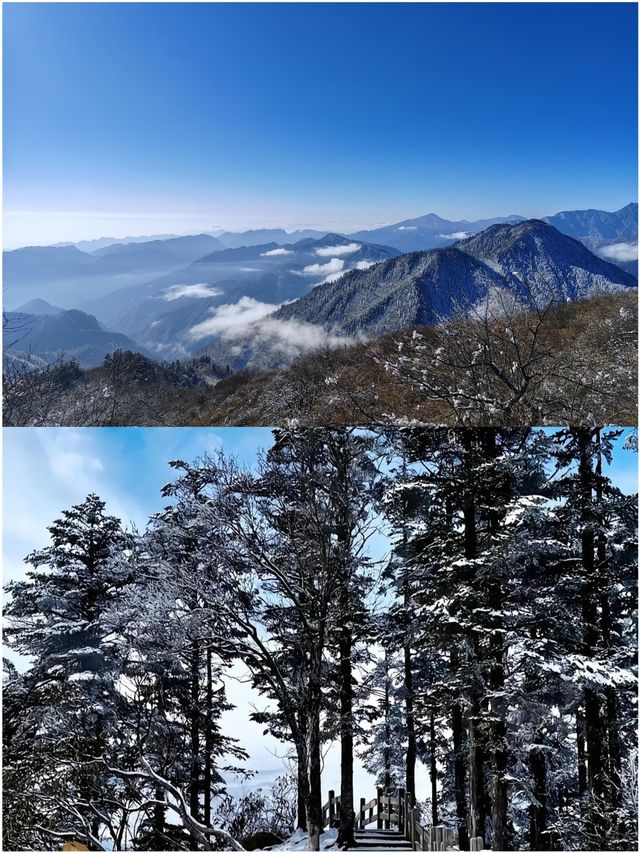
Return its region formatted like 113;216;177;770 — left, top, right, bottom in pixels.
3;425;637;802
3;2;637;247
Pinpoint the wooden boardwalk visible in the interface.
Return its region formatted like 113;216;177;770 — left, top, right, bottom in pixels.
322;787;484;851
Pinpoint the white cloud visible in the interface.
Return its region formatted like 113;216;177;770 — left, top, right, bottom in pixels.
315;242;361;257
260;247;293;257
298;258;345;276
163;283;223;301
314;259;376;286
188;296;278;340
398;225;417;231
187;295;355;358
224;317;354;358
240;267;260;272
598;242;638;263
322;271;347;284
438;231;470;240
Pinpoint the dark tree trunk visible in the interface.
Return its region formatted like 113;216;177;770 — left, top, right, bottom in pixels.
430;711;438;827
152;679;167;843
153;787;166;846
595;432;622;810
203;646;213;827
307;678;324;851
605;688;622;809
528;730;548;851
469;705;486;844
336;482;356;851
462;431;486;845
486;446;508;853
491;730;508;851
383;650;392;790
576;707;588;799
451;696;470;851
189;640;201;824
402;513;417;808
404;630;417;808
298;756;308;831
337;608;355;848
577;429;606;847
584;687;606;846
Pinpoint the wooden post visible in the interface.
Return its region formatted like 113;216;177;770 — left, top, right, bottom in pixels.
398;787;405;834
377;787;383;829
406;794;414;848
328;790;336;827
359;797;366;829
470;836;484;851
385;793;391;829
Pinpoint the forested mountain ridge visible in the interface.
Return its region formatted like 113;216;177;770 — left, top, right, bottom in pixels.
3;308;152;368
544;202;638;248
274;220;635;339
3;428;637;851
5;291;636;427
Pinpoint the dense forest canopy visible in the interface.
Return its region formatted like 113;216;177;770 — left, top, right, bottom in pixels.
3;427;638;852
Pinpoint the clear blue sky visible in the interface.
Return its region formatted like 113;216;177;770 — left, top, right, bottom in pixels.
3;2;637;246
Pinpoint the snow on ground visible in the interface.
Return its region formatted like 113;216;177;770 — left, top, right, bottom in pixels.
268;828;338;850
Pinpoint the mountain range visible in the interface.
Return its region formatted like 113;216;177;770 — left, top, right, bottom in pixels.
78;233;399;358
4;306;151;368
2;203;636;370
3;234;227;307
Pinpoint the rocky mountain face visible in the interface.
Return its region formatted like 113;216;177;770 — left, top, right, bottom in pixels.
3;309;151;368
275;247;505;337
274;220;636;338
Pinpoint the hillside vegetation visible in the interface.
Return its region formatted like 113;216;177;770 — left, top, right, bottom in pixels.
5;292;636;427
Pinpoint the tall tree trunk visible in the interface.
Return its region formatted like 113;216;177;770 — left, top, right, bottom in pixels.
429;711;438;827
298;755;308;831
451;693;470;851
595;432;622;811
469;703;486;844
336;479;356;850
153;678;167;844
462;430;486;845
189;640;201;824
383;657;392;790
307;677;323;852
337;611;355;847
402;512;417;807
576;707;588;799
577;429;606;848
203;646;213;827
528;730;548;851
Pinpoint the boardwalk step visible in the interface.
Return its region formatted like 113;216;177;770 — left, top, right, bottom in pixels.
354;832;413;850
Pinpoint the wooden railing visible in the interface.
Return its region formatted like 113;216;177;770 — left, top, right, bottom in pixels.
322;786;483;850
